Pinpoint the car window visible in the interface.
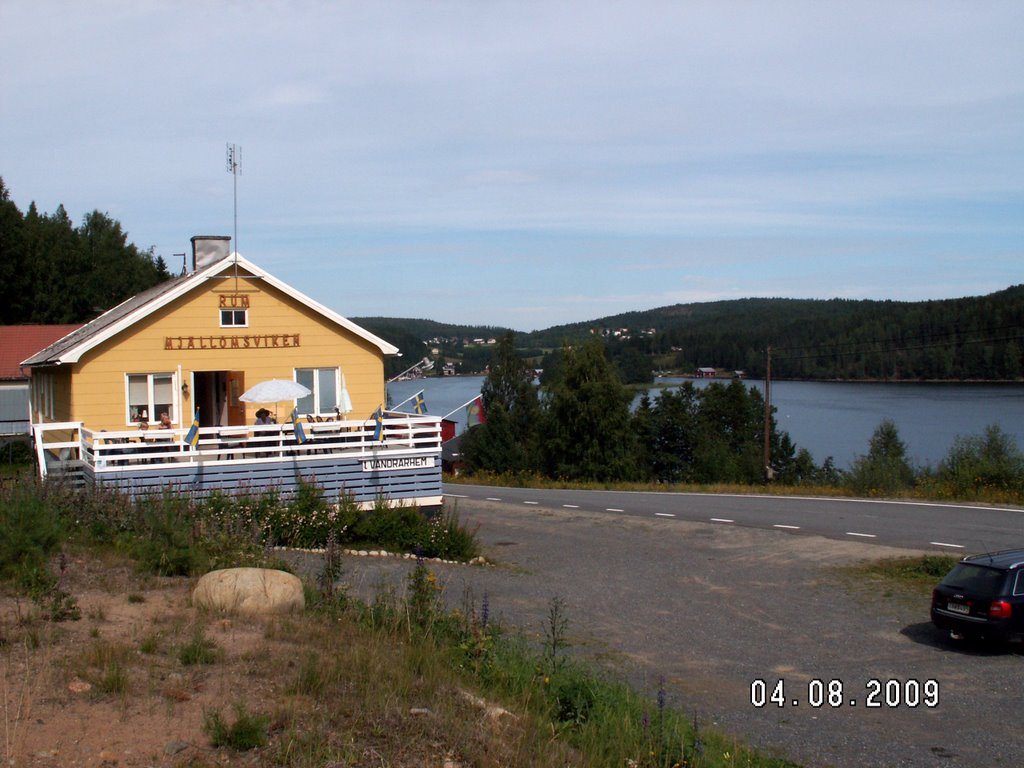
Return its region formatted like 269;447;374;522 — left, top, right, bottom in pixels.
1014;570;1024;597
941;564;1007;597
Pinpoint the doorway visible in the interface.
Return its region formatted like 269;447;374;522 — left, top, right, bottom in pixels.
192;371;245;427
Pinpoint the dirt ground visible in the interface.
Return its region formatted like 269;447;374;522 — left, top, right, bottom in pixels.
1;553;282;768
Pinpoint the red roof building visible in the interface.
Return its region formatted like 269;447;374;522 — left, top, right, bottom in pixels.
0;325;82;381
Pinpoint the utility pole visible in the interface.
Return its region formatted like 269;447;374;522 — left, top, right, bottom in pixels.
763;345;773;482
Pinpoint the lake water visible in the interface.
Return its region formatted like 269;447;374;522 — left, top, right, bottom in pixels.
388;376;1024;470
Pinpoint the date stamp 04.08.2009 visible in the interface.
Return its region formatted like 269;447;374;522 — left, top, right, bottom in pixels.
750;678;939;709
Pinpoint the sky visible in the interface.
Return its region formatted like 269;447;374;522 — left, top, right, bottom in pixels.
1;1;1022;331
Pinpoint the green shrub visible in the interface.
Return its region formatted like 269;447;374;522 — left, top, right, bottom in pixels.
938;424;1024;497
421;505;480;560
353;501;428;552
846;419;916;496
260;481;344;548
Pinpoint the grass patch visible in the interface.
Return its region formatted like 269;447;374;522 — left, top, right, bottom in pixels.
203;704;270;750
837;554;960;598
78;639;135;695
177;629;221;666
138;632;162;655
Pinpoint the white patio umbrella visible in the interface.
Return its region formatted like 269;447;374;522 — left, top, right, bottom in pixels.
239;379;311;421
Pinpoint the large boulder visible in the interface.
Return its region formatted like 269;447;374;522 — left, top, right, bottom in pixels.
192;568;305;616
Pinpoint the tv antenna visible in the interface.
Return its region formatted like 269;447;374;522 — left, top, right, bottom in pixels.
226;142;241;284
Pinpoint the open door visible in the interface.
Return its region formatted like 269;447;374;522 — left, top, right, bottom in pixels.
193;371;246;427
225;371;246;426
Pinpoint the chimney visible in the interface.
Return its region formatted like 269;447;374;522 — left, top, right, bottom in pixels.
190;235;232;272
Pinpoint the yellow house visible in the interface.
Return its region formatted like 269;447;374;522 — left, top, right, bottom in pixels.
24;237;396;430
24;238;442;507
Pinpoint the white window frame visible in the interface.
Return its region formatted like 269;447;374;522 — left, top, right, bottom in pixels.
219;308;249;327
32;372;55;420
126;372;176;425
294;367;341;417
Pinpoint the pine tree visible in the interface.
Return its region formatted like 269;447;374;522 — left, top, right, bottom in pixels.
460;332;541;474
541;337;639;482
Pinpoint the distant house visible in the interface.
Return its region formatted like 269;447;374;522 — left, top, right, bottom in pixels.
695;367;717;378
0;324;82;439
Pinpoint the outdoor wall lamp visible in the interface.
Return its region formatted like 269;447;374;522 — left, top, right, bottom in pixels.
181;382;190;398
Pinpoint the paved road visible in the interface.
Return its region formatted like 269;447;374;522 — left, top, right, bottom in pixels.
293;492;1024;768
446;483;1024;554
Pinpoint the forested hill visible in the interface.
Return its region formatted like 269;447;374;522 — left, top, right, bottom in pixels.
536;288;1024;380
366;287;1024;382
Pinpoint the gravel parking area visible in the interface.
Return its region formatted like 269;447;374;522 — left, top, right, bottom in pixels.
286;499;1024;768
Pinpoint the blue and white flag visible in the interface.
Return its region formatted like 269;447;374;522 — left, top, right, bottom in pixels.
184;408;201;449
371;407;384;441
412;390;426;415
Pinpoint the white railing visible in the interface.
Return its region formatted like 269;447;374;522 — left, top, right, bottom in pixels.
33;413;442;477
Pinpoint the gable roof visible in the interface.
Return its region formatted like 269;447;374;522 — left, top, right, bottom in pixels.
0;324;83;380
21;255;399;366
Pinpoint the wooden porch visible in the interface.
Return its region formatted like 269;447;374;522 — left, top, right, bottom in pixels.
31;414;444;508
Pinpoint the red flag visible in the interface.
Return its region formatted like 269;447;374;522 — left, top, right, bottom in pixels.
467;395;486;425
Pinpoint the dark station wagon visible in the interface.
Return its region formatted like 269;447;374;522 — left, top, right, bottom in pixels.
931;548;1024;644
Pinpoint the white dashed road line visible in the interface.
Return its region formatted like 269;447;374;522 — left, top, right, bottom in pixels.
606;508;624;512
524;501;539;505
710;518;734;523
655;512;676;518
563;504;579;509
486;497;502;502
773;524;801;530
930;541;965;549
845;532;877;538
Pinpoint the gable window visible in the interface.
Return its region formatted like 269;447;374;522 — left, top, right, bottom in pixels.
220;308;248;327
127;373;175;424
295;367;339;417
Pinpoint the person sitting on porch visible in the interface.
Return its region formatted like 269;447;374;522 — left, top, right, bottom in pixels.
255;408;275;425
158;412;172;429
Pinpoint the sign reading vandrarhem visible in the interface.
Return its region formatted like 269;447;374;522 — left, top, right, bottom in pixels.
361;456;435;472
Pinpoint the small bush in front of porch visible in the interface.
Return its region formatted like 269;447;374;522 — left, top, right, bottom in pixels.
347;498;479;561
255;481;480;561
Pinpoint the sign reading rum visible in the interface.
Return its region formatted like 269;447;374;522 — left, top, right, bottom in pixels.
218;294;250;308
